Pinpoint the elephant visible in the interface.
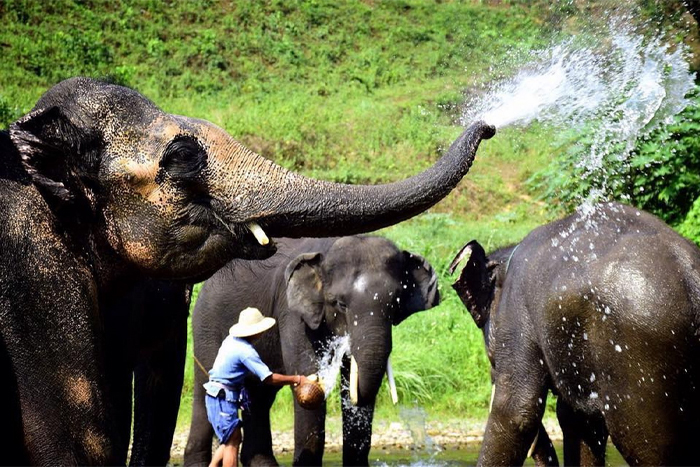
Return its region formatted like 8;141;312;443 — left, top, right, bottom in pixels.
0;76;494;465
184;235;441;466
449;201;700;466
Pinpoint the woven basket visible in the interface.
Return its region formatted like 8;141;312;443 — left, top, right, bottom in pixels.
294;376;325;410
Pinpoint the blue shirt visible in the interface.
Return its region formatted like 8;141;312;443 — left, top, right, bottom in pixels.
203;335;272;402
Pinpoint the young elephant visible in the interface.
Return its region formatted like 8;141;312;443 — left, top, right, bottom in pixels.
185;236;440;467
449;202;700;466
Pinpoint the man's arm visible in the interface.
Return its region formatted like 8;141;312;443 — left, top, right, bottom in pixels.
263;373;310;387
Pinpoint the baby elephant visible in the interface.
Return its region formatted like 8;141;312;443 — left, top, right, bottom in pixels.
185;236;440;467
450;202;700;466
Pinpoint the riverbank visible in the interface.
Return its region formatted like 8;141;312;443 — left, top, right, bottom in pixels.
169;415;563;459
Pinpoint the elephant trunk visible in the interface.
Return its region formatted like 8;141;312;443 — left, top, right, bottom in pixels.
348;326;391;407
212;121;494;239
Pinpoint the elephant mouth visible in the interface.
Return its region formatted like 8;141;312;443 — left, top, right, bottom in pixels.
211;210;269;246
208;207;277;260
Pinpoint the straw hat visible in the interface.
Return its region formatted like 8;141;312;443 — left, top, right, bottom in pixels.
229;307;276;337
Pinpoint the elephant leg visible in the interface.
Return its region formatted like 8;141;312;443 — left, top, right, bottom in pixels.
557;399;607;466
185;302;221;467
240;382;280;466
129;301;188;466
279;320;327;465
109;362;135;465
529;423;559;467
101;298;137;465
340;359;374;466
292;398;326;466
0;335;29;464
478;363;548;466
184;366;215;467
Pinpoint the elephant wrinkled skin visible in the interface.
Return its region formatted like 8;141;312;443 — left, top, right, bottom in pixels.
0;77;493;465
185;236;440;466
450;202;700;466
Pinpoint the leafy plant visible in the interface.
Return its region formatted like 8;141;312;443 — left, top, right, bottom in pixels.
530;87;700;229
0;95;22;129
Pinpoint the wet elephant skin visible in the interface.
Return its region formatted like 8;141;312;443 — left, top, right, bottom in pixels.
450;202;700;466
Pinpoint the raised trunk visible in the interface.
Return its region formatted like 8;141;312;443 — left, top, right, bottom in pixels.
215;121;494;238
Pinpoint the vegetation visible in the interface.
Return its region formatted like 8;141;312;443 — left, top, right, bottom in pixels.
2;0;698;441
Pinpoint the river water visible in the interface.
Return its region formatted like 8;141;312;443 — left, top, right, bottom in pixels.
272;442;627;466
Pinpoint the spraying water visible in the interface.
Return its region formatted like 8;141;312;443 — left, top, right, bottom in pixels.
316;335;350;397
461;17;695;207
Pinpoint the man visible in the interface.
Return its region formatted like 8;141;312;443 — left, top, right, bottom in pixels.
204;307;310;467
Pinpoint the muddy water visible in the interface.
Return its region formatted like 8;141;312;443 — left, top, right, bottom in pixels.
275;443;627;466
169;442;627;466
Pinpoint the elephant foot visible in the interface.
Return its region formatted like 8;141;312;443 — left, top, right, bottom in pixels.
246;453;279;467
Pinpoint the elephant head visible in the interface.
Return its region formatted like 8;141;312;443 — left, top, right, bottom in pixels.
448;240;514;365
285;236;439;406
9;77;494;281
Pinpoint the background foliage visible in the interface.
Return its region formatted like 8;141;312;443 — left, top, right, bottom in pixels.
1;0;698;442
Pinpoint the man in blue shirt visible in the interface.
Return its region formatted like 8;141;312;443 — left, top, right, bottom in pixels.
204;307;310;467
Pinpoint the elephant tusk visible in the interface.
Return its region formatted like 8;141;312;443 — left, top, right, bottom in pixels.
211;211;270;246
527;430;540;458
247;222;269;245
350;355;359;405
386;356;398;405
489;383;495;413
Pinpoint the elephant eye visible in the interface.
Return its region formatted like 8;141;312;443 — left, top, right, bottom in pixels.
331;299;348;313
156;135;207;185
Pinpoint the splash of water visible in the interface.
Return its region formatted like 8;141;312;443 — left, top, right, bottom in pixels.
463;19;692;134
399;405;439;454
316;335;350;397
461;17;694;208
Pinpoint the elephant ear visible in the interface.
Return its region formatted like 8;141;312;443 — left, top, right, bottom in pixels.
448;240;491;328
9;106;100;204
285;252;325;330
395;252;440;325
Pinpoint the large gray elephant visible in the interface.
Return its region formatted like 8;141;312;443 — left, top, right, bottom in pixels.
0;77;493;465
185;236;440;466
449;202;700;466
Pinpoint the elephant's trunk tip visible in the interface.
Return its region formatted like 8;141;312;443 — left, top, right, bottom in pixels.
474;120;496;140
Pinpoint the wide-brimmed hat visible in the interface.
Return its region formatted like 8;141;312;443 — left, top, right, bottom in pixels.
229;307;276;337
